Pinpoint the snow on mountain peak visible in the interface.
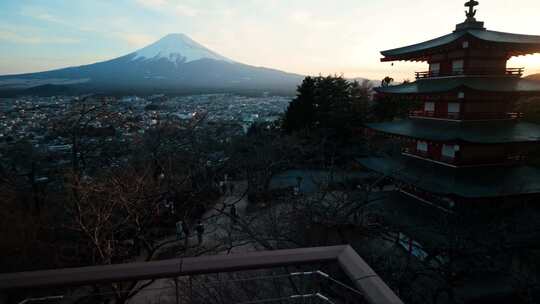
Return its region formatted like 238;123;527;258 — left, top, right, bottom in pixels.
132;33;232;64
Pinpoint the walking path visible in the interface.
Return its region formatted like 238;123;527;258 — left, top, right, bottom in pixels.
129;180;250;304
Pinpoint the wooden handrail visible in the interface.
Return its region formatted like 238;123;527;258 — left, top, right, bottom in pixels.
0;245;404;304
409;110;523;120
415;67;524;79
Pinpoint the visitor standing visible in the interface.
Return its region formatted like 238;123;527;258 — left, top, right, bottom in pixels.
230;204;237;222
175;220;183;241
182;220;190;247
196;220;205;245
220;181;227;194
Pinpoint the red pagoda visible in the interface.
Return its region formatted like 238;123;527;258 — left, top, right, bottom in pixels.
361;0;540;210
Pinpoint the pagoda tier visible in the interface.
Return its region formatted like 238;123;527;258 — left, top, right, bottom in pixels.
359;156;540;203
367;120;540;167
376;77;540;121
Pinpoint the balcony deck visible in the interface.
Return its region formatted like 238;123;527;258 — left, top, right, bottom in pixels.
409;110;523;121
401;148;526;169
415;67;524;79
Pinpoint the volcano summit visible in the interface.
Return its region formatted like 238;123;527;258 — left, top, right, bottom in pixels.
0;34;303;96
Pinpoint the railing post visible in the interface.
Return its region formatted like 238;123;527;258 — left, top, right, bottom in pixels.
189;276;193;303
174;277;179;304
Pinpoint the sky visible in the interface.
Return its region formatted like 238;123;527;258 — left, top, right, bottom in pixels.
1;0;540;81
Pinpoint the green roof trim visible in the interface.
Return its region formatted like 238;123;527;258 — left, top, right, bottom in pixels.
472;30;540;45
381;31;465;58
381;29;540;58
358;157;540;198
374;77;540;94
366;120;540;143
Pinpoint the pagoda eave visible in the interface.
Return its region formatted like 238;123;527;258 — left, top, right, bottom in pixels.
381;29;540;63
365;120;540;144
374;77;540;95
380;57;428;63
358;156;540;198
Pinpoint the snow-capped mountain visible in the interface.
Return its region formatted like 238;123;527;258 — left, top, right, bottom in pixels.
132;33;232;64
0;33;303;96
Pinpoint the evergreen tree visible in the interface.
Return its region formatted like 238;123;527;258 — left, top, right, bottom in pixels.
282;77;316;133
372;76;419;121
282;76;371;134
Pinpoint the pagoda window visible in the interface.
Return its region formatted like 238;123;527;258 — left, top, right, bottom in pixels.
448;102;460;112
424;102;435;112
452;60;464;74
416;141;428;152
442;144;459;159
448;103;460;119
429;63;440;76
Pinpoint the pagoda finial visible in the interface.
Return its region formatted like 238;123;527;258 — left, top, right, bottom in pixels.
465;0;479;20
455;0;484;31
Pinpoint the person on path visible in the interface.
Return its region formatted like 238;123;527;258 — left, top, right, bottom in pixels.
230;204;238;223
195;220;205;245
220;181;227;195
181;221;190;247
175;220;183;241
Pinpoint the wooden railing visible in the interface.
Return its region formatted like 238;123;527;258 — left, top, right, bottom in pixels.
402;148;458;166
409;110;461;120
415;67;524;79
0;246;404;304
402;148;527;167
409;110;523;121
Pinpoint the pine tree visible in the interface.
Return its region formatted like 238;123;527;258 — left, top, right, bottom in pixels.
282;76;371;134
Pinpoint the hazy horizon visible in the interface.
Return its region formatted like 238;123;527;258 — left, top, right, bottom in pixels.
2;0;540;81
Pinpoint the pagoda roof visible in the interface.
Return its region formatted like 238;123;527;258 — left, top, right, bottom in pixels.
374;77;540;95
366;120;540;144
358;156;540;198
381;28;540;61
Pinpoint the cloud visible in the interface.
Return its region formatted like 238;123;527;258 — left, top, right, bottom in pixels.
31;13;63;23
20;6;67;25
135;0;168;9
0;31;41;44
136;0;199;17
288;10;337;29
174;4;199;17
122;33;155;47
289;11;312;24
0;29;80;45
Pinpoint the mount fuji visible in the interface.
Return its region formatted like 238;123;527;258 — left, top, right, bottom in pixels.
132;33;232;64
0;34;303;96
